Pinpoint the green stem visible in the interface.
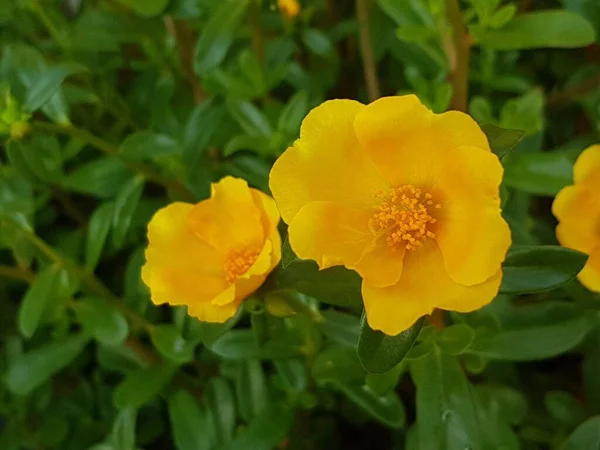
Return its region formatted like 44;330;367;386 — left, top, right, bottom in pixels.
0;265;35;283
445;0;470;112
29;0;66;48
356;0;381;101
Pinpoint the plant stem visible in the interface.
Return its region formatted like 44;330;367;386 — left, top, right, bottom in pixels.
0;265;35;283
29;0;66;48
356;0;381;101
250;0;265;63
446;0;470;112
164;16;205;104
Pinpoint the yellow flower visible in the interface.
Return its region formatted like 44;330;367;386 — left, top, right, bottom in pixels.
278;0;300;19
269;95;512;336
552;144;600;292
141;176;281;322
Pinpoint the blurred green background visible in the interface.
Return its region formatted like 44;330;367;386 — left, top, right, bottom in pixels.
1;0;600;449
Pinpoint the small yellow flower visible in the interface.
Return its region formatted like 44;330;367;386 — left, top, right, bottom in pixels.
553;144;600;292
269;95;512;336
142;177;281;322
278;0;300;19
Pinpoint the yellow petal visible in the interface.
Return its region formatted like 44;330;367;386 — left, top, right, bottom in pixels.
434;146;511;286
241;240;273;279
553;185;600;254
578;245;600;292
188;177;264;252
354;243;404;287
142;266;227;306
251;188;280;233
573;144;600;185
353;95;433;187
211;284;236;306
287;201;374;269
188;299;239;323
362;241;501;336
269;99;388;223
354;96;490;187
145;202;224;276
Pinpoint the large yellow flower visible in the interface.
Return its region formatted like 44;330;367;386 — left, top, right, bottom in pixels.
141;177;281;322
269;95;512;336
553;144;600;292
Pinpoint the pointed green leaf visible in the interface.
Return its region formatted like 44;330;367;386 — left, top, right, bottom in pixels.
150;325;195;363
480;123;525;159
500;245;588;294
168;390;212;450
18;264;63;338
85;202;114;270
73;297;129;346
477;11;596;50
112;176;144;248
6;333;89;395
24;63;85;112
358;314;424;374
114;363;177;409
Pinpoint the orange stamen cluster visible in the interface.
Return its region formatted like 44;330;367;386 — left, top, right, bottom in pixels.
370;185;441;251
224;248;259;283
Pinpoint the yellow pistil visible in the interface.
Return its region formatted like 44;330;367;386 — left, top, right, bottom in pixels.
370;185;441;251
224;248;259;283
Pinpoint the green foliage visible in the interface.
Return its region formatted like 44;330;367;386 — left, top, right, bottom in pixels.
1;0;600;449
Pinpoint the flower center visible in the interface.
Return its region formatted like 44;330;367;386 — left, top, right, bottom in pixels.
224;248;259;283
370;185;441;251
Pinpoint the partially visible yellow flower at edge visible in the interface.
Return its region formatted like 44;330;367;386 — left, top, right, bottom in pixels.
553;144;600;292
141;177;281;322
269;95;512;336
278;0;300;19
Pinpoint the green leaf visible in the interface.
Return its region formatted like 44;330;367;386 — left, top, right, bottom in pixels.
277;261;363;309
411;346;482;449
114;363;177;409
274;359;307;393
193;0;249;75
115;0;169;17
62;159;132;198
277;91;309;134
18;264;63;338
150;324;195;363
168;390;212;450
318;310;359;347
437;324;475;355
561;416;600;450
358;314;423;374
503;152;573;196
301;29;334;56
476;11;596;50
224;405;294;450
110;407;137;450
112;176;144;248
235;359;270;422
24;63;85;112
210;330;303;360
85;202;114;270
480;123;525;159
471;315;593;361
226;99;273;139
544;391;587;427
73;297;129;346
336;383;406;429
500;245;588;294
6;333;89;395
205;378;236;446
281;234;298;268
312;345;367;385
7;136;63;183
488;4;517;29
119;132;180;161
